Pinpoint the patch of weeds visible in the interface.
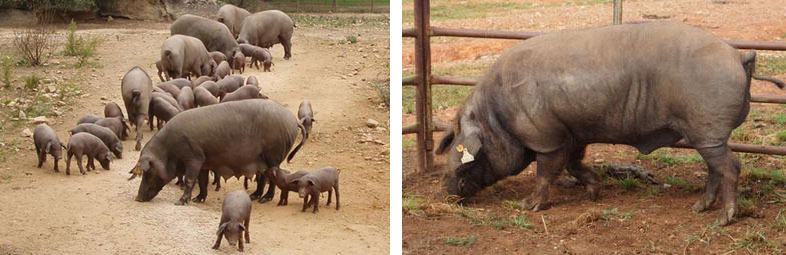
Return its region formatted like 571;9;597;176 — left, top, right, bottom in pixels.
757;56;786;75
339;35;359;44
1;55;13;88
773;209;786;232
63;20;100;68
490;214;532;229
592;164;610;179
731;229;778;253
24;75;41;90
454;206;488;225
616;177;642;191
403;193;427;215
741;167;786;185
636;149;702;166
372;81;389;107
600;208;633;227
685;222;725;246
772;113;786;127
402;137;416;151
421;2;531;20
502;200;525;210
737;197;757;216
292;15;388;29
665;175;696;191
444;235;476;247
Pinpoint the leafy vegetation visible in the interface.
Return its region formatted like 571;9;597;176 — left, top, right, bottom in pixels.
1;55;13;88
665;175;696;191
616;177;642;191
63;20;99;67
444;235;476;247
490;214;532;229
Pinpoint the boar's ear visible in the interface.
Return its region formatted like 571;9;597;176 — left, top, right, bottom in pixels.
307;180;315;187
435;126;454;155
45;142;52;153
238;223;246;232
60;142;66;149
454;116;482;165
217;222;229;236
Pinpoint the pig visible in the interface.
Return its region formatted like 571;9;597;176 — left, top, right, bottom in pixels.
220;85;268;103
239;44;272;72
178;86;195;110
68;123;123;159
149;92;182;130
231;51;245;74
77;114;101;124
191;76;216;88
159;78;192;90
270;167;308;206
435;22;786;226
156;81;181;98
104;102;125;120
194;86;219;107
121;66;153;151
171;14;239;61
293;167;340;213
95;117;129;141
217;75;245;95
297;100;315;138
33;124;65;172
148;96;181;130
209;51;227;66
155;60;168;82
199;81;223;98
212;190;251;251
216;4;250;38
214;61;231;79
129;99;306;205
237;10;294;60
160;34;215;79
66;133;112;175
245;76;258;88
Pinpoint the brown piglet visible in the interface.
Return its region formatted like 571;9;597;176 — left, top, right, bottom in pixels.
270;167;309;206
293;166;340;213
213;190;251;252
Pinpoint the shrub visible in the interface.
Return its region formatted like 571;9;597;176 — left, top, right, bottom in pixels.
24;75;41;90
373;81;389;107
1;55;13;88
63;20;99;67
13;9;55;66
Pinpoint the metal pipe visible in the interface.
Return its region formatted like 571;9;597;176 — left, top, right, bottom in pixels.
402;75;417;85
403;28;417;38
673;141;786;155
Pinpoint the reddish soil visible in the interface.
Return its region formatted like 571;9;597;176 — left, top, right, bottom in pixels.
402;0;786;254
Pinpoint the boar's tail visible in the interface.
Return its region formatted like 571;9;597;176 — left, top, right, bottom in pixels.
286;121;307;163
741;50;785;89
131;89;141;104
752;74;785;89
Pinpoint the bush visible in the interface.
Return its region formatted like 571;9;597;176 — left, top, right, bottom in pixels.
1;55;13;88
24;75;41;90
373;81;389;107
13;10;55;66
63;20;99;67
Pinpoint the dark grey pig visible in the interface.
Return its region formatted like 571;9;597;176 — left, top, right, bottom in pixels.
212;190;251;252
160;34;215;79
216;4;250;38
129;99;306;205
77;114;101;124
245;76;258;88
217;75;245;95
159;78;192;90
66;133;112;175
435;22;786;226
209;51;227;66
171;14;239;62
231;51;245;74
121;66;153;151
148;96;181;130
220;85;268;103
156;81;182;98
293;166;340;213
297;100;314;138
237;10;294;59
104;102;125;120
239;44;272;72
191;76;216;88
178;86;195;110
95;117;129;141
214;61;231;79
68;123;123;159
33;124;65;172
194;86;219;107
270;167;308;206
199;81;223;98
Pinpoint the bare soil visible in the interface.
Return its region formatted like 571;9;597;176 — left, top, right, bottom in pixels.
402;0;786;254
0;16;389;254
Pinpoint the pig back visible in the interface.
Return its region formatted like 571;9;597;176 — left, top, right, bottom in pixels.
121;67;152;123
221;190;251;219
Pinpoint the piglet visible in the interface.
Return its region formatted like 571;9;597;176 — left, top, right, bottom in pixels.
77;114;102;125
298;100;315;138
33;124;65;172
270;167;308;206
213;190;251;252
215;61;231;79
194;86;219;107
245;76;259;88
232;51;245;74
68;123;123;159
293;166;340;213
95;117;129;141
220;85;268;103
104;102;126;119
66;133;112;175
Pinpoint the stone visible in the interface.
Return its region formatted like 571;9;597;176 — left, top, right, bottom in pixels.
30;116;48;124
21;128;32;137
366;119;379;128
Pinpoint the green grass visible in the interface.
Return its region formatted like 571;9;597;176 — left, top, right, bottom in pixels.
773;209;786;232
665;176;697;191
502;200;525;210
636;149;702;166
757;56;786;75
444;235;476;247
731;229;779;253
404;2;532;21
1;55;12;88
490;215;532;229
403;86;472;114
403;193;427;214
292;15;388;28
372;81;389;107
23;75;40;90
616;177;642;191
402;137;416;151
63;20;99;68
741;167;786;185
600;208;633;227
737;197;757;216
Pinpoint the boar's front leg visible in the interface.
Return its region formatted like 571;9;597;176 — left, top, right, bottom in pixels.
36;147;45;168
192;168;209;203
523;149;569;212
565;146;600;201
212;231;222;250
176;161;203;205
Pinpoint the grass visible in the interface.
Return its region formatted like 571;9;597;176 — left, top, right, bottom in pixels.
372;81;389;107
600;208;633;227
23;75;40;90
403;86;472;114
404;2;532;21
740;167;786;185
616;177;642;191
490;214;532;229
665;175;697;191
1;55;12;88
757;56;786;75
402;137;416;151
731;229;779;253
403;193;427;214
292;14;388;28
63;20;99;67
502;200;525;210
444;235;476;247
636;149;702;166
773;209;786;232
737;197;757;216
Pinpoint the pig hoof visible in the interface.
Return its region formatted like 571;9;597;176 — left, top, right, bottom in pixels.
715;207;735;226
257;197;272;203
175;199;188;206
522;198;545;212
692;200;711;213
192;196;206;203
212;245;219;250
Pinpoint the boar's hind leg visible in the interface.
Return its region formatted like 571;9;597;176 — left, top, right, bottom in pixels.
523;149;570;212
566;146;600;201
192;168;209;203
176;161;204;205
134;116;144;151
36;146;44;168
250;174;264;200
695;145;739;226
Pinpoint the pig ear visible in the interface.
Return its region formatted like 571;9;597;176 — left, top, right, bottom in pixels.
453;115;482;165
217;222;229;236
307;180;315;187
45;142;52;153
238;223;246;231
60;142;66;149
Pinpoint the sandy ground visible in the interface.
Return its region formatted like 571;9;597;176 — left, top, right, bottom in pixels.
0;18;390;255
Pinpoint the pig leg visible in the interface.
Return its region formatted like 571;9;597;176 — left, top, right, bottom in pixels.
75;153;86;175
244;217;250;243
87;155;95;171
244;177;249;190
176;161;203;205
36;146;44;168
134;115;144;151
193;168;209;203
148;111;155;131
312;191;320;214
696;145;739;226
66;151;73;175
326;189;332;207
260;174;276;203
212;232;222;249
250;175;264;200
278;189;288;206
53;157;59;172
281;36;292;60
565;146;600;201
335;183;340;210
692;164;721;213
301;194;309;212
237;236;244;252
523;149;569;212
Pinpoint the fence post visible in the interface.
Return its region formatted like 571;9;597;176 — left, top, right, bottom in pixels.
414;0;434;172
613;0;623;25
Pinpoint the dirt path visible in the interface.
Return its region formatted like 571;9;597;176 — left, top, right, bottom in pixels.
0;20;389;254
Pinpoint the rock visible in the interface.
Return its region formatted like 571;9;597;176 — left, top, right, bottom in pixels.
21;128;32;137
30;116;48;124
663;183;672;189
366;119;379;128
100;96;108;101
45;85;56;93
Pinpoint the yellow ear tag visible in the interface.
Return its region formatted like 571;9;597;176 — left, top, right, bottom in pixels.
457;144;474;164
131;165;142;175
456;144;465;152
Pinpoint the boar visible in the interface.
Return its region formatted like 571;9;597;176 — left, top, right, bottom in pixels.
237;10;294;59
121;66;153;151
293;167;340;213
216;4;250;38
160;34;215;79
33;124;65;172
66;133;112;175
212;190;251;251
171;14;239;62
129;99;306;205
435;22;786;226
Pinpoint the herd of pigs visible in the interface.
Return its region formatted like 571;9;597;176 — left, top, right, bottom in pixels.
30;4;339;251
